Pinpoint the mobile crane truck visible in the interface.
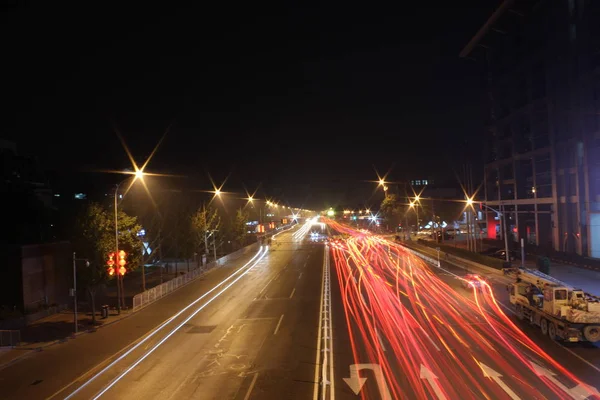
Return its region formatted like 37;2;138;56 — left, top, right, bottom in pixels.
507;267;600;342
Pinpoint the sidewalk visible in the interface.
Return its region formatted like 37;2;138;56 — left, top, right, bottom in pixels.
401;238;600;297
0;306;130;368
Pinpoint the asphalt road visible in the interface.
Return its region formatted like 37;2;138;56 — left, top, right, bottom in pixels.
62;225;325;400
326;230;600;400
0;224;328;400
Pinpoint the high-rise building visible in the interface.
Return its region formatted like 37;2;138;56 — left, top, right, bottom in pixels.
461;1;600;257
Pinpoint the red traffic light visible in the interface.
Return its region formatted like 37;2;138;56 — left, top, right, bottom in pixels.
107;266;115;276
118;266;126;276
118;250;127;267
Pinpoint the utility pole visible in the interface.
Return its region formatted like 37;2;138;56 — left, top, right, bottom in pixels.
213;230;217;261
114;185;121;315
72;252;78;334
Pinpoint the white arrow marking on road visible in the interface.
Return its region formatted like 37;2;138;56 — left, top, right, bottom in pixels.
530;361;600;399
343;364;391;400
420;364;447;400
478;362;521;400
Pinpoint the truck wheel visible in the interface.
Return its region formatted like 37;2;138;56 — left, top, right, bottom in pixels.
540;319;548;335
548;322;558;341
515;305;524;320
583;326;600;342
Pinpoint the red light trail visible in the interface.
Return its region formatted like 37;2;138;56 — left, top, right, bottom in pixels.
326;219;598;399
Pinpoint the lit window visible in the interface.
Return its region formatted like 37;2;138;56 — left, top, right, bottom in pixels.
423;180;428;185
416;180;421;185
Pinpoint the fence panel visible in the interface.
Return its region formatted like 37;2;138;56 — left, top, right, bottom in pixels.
0;330;21;347
131;243;260;311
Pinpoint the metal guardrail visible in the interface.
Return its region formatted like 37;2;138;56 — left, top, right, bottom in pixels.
132;243;258;312
0;330;20;347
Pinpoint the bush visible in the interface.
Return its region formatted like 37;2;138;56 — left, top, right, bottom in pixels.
537;256;551;274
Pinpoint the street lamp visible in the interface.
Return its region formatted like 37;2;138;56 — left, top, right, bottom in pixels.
114;171;145;314
410;200;420;233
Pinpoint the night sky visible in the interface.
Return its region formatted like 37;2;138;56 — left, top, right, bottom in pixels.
2;2;496;209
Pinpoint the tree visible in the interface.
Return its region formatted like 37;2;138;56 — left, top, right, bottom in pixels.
74;202;143;324
191;204;220;257
380;194;402;230
232;208;249;249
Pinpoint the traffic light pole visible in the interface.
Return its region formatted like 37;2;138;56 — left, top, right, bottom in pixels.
481;203;511;264
114;185;121;315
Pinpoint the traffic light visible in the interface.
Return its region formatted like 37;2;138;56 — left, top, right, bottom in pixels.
118;250;127;276
257;224;264;233
107;252;115;276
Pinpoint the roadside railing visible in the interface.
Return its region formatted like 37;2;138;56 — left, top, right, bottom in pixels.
132;243;258;312
0;330;20;347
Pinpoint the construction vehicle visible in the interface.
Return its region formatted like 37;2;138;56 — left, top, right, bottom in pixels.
507;267;600;342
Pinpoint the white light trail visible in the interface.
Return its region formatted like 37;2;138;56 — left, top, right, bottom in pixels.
64;246;265;400
92;247;269;399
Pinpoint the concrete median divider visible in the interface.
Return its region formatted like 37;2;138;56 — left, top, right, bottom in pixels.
397;241;504;277
132;243;258;312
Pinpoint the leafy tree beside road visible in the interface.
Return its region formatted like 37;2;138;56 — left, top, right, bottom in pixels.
232;208;249;249
74;202;142;323
380;194;403;230
191;204;221;257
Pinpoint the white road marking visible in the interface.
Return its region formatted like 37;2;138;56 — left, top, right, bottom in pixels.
313;246;326;400
273;314;285;335
299;272;303;279
375;328;387;352
419;326;441;351
290;288;296;299
244;372;259;400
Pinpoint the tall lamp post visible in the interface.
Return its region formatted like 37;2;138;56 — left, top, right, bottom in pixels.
471;200;511;264
114;169;145;314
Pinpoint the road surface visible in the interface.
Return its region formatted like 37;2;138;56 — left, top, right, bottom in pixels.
0;223;328;400
326;221;600;400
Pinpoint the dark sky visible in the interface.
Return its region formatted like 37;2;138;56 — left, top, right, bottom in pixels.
2;1;496;209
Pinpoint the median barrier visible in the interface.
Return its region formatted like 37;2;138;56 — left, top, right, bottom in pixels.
132;243;258;312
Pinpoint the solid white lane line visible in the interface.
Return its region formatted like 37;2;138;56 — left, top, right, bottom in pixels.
290;288;296;299
313;246;326;400
326;248;336;400
244;373;259;400
61;247;265;400
299;272;303;280
273;314;285;335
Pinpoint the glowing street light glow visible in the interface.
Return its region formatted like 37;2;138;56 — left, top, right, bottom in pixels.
379;179;385;186
466;198;474;206
247;196;254;202
414;195;420;201
214;189;221;196
409;202;415;208
134;169;145;180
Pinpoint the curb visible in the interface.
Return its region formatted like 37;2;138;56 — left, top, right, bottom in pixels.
399;241;504;277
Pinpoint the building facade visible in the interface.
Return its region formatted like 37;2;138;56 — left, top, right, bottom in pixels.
461;0;600;256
